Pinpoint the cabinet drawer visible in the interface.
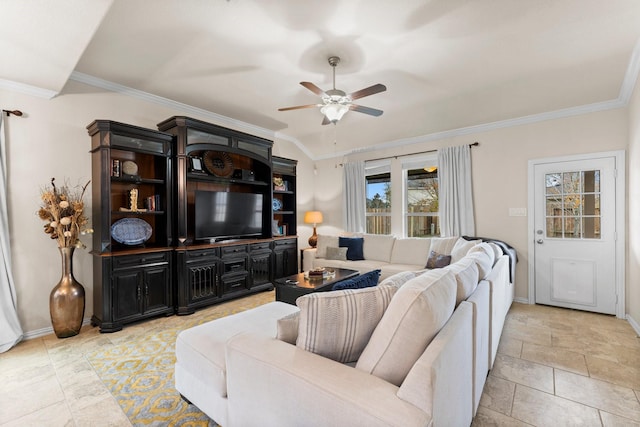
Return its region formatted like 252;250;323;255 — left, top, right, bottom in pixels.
273;239;296;249
221;245;248;257
250;242;271;252
223;259;246;274
221;274;249;294
113;252;169;269
186;248;219;260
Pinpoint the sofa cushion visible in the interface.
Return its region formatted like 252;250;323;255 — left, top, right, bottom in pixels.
326;246;347;260
276;311;300;345
446;257;480;305
175;301;299;398
332;269;381;290
339;236;365;261
356;269;457;386
379;270;422;289
450;238;480;263
316;235;339;258
425;250;452;269
427;236;459;256
487;242;503;262
362;233;396;262
296;285;397;363
390;238;431;265
467;243;495;278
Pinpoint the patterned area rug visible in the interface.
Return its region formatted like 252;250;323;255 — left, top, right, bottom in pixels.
86;291;274;426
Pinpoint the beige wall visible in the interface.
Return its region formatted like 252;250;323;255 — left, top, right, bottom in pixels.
628;74;640;325
2;81;313;335
314;108;629;303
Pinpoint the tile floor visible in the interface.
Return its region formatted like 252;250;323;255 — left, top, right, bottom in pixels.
1;297;639;426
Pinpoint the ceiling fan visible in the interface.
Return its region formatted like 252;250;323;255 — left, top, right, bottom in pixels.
278;56;387;125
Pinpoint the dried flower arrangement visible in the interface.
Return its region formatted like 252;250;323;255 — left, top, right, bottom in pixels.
38;178;92;248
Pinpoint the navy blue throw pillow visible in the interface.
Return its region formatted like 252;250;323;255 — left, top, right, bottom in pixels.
339;236;365;261
332;269;381;291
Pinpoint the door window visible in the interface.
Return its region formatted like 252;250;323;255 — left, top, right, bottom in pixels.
545;170;600;239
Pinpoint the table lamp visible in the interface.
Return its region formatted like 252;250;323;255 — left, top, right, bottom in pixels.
304;211;323;248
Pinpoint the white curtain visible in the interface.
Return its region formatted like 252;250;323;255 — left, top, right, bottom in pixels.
343;161;366;233
0;114;23;353
438;145;475;237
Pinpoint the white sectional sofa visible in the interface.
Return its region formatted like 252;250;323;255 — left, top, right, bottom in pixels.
175;237;514;427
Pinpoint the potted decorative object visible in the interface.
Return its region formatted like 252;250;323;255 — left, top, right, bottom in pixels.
37;178;91;338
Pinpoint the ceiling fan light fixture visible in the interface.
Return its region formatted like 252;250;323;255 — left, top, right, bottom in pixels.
321;103;349;123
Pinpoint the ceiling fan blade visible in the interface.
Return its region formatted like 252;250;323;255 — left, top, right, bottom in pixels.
321;116;332;125
349;83;387;100
300;81;325;96
278;104;320;111
350;104;384;117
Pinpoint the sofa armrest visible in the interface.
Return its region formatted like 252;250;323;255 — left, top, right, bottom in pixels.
226;334;430;427
302;247;317;272
398;301;474;427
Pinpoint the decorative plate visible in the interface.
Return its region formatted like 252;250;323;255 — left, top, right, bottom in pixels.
111;218;152;245
272;198;282;211
122;160;139;176
203;151;234;177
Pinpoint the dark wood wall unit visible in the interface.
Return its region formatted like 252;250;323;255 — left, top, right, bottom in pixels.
89;117;299;329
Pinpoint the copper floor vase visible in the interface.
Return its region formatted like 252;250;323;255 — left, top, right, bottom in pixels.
50;247;85;338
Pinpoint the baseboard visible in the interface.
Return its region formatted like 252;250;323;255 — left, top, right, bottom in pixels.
23;317;93;340
513;297;529;304
627;314;640;337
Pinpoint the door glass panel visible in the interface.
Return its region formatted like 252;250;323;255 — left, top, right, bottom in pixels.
545;169;600;240
546;217;562;238
545;174;561;195
545;196;562;216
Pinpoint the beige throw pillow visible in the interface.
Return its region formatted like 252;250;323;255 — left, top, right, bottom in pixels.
326;246;348;260
295;285;397;363
315;235;339;258
276;311;300;345
356;268;457;386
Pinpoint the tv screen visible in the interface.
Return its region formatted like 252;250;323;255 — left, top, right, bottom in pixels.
195;191;263;241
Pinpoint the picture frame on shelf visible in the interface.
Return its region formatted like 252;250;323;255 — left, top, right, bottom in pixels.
189;156;206;174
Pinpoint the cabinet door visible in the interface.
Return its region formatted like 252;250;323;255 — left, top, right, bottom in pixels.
250;253;271;287
143;265;171;314
273;247;297;279
113;271;142;322
187;259;220;303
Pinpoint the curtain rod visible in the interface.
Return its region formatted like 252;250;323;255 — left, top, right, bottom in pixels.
2;110;23;117
364;141;479;163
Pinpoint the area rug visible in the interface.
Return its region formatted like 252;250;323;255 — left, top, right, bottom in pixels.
86;291;275;426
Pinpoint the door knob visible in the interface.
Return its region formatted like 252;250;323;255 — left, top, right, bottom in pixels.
536;239;544;244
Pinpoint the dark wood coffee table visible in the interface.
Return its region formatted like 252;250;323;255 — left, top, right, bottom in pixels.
275;268;360;305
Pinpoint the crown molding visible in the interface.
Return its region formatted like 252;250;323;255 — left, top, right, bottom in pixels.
69;71;276;141
0;78;58;99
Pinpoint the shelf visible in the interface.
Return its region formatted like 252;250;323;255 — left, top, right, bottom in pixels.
111;176;164;185
273;190;294;195
111;210;166;215
274;210;295;215
187;172;268;186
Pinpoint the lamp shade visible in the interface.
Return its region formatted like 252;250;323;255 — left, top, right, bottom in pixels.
320;103;349;123
304;211;323;225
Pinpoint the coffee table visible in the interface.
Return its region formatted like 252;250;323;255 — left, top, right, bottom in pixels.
274;268;360;305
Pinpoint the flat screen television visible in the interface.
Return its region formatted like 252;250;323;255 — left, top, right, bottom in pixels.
195;190;264;242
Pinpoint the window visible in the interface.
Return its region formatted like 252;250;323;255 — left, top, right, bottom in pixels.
404;157;439;237
545;170;600;239
365;160;391;235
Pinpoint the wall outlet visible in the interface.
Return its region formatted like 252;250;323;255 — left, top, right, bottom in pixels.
509;207;527;217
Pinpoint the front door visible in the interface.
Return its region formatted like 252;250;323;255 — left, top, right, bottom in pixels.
532;155;618;315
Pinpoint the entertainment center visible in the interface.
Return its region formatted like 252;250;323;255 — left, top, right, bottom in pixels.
88;117;298;332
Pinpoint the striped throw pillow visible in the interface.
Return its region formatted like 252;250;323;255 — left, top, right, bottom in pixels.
295;285;397;363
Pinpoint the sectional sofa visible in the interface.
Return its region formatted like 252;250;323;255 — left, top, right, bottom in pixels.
174;236;514;426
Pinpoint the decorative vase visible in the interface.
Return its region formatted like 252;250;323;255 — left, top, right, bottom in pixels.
49;246;85;338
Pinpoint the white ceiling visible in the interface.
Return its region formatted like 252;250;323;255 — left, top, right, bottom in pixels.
3;0;640;159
